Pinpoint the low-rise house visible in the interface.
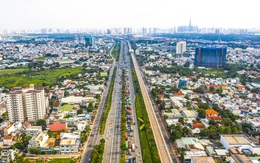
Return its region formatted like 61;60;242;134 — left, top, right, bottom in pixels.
206;109;222;121
4;124;15;136
1;149;15;163
40;138;56;152
248;117;260;132
26;126;42;137
192;121;206;129
60;132;81;154
28;131;49;149
3;136;14;146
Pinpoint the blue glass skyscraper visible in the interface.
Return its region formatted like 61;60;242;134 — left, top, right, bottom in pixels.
194;46;227;68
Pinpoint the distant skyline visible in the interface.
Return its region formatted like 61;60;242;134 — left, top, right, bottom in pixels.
1;0;260;30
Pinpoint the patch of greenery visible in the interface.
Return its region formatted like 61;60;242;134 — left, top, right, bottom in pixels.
99;67;117;135
0;69;26;75
111;43;120;61
89;139;105;163
59;104;74;111
0;67;83;88
130;56;161;163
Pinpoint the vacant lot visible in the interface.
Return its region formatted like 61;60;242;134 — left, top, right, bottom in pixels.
0;67;83;88
59;104;74;111
0;69;26;75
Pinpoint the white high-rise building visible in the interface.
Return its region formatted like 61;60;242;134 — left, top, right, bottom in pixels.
6;89;26;123
6;85;47;123
25;85;46;122
176;41;187;54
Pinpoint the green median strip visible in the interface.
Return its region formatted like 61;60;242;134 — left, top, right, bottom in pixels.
89;139;105;163
99;67;117;135
130;56;161;163
111;42;120;61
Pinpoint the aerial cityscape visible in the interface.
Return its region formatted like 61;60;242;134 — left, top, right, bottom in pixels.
1;0;260;163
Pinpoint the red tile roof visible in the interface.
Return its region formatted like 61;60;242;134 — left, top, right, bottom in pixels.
206;109;218;115
192;121;206;129
207;116;222;121
4;136;13;140
49;121;68;132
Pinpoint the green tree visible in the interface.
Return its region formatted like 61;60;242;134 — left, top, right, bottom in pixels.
197;109;206;118
77;108;83;115
178;117;184;124
36;119;46;130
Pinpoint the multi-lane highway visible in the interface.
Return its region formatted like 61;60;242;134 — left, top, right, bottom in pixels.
103;41;124;163
81;44;116;163
130;42;173;163
124;42;142;163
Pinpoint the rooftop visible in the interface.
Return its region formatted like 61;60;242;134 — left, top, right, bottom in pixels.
222;135;250;145
191;156;216;163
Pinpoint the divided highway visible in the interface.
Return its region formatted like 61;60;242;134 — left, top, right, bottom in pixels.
103;41;124;163
130;44;173;163
81;44;116;163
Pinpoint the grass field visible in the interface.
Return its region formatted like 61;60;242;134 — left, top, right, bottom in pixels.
0;69;26;75
59;104;74;111
198;68;225;76
0;67;83;88
35;56;52;60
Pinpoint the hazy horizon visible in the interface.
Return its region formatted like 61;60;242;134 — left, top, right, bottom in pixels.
1;0;260;30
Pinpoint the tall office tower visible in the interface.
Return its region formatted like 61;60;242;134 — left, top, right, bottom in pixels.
194;46;227;68
25;85;46;122
176;41;187;54
6;89;26;123
6;85;47;123
91;36;95;46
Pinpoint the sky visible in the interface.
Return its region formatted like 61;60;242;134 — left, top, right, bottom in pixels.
0;0;260;30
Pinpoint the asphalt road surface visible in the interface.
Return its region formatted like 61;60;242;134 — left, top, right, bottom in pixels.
124;42;142;163
103;41;125;163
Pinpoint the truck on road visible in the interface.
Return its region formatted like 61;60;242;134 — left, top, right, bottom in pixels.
128;141;132;149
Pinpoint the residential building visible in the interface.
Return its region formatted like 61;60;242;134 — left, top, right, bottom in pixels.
194;46;227;68
4;124;15;136
60;133;81;154
206;109;222;121
6;85;48;123
25;85;47;122
5;89;25;122
28;131;49;149
220;135;260;155
26;126;42;137
1;149;15;163
248;117;260;132
176;41;186;54
3;136;14;146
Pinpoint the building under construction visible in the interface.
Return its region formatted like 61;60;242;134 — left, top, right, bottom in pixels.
194;46;227;68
